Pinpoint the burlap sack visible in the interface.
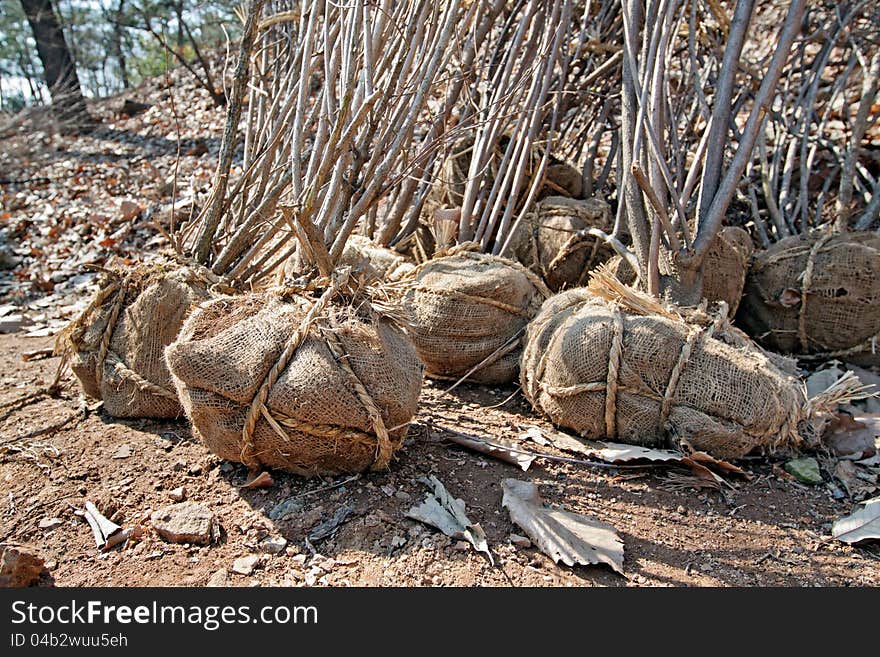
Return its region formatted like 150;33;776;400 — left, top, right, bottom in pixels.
165;285;423;476
403;246;551;384
606;226;754;315
59;263;210;418
506;196;614;291
738;231;880;365
339;235;415;282
521;277;805;460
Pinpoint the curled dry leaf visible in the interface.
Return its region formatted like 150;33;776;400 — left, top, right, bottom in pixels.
832;497;880;544
240;471;274;489
406;476;493;564
501;479;624;574
440;429;534;471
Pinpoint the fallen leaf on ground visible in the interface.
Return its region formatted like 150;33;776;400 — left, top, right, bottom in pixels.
406;476;492;564
501;478;624;573
823;413;879;459
440;430;534;471
834;460;877;500
832;497;880;544
520;426;548;446
240;471;274;489
308;505;353;542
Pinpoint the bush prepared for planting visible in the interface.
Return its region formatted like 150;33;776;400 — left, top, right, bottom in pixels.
606;226;754;314
403;245;550;384
165;282;423;476
521;274;805;460
58;262;210;418
507;196;614;291
738;231;880;364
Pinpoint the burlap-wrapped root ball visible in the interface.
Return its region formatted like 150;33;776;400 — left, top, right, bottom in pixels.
165;285;423;476
606;226;754;315
737;231;880;365
339;235;415;282
58;262;210;418
507;196;614;291
521;278;805;460
403;246;551;384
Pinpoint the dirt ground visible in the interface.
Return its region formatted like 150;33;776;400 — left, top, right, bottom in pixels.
1;333;877;588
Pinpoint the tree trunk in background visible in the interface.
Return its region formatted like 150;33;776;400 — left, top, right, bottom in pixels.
113;0;130;89
175;0;185;50
19;0;92;129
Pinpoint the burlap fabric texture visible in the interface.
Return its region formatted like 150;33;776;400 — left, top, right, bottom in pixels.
59;262;210;418
402;244;551;384
506;195;615;291
338;235;415;282
521;273;805;460
737;231;880;365
606;226;754;315
165;276;424;476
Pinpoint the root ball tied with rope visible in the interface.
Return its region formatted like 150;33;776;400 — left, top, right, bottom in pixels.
402;244;550;385
506;195;615;291
521;265;807;460
606;226;754;316
57;260;211;418
165;272;424;477
737;231;880;365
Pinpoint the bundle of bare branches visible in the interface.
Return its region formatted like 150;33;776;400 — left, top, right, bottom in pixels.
735;2;880;361
165;0;473;472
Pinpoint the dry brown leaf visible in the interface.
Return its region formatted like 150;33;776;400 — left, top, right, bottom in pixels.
240;471;275;489
441;431;534;471
501;479;624;573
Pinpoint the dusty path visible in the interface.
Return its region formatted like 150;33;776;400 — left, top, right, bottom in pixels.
1;334;877;587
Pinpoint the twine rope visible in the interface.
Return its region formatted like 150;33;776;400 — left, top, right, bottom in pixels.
797;233;832;352
239;272;350;467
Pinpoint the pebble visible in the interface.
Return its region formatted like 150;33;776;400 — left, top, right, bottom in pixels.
259;536;288;555
38;517;63;530
231;555;261;576
0;544;46;586
151;502;215;545
509;533;531;548
207;568;229;586
168;487;186;502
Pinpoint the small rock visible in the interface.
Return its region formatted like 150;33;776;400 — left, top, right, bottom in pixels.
0;544;46;587
44;561;57;571
172;460;187;472
151;502;215;545
38;517;63;530
231;555;261;576
390;535;407;549
380;484;395;497
452;540;470;552
188;464;202;476
785;457;823;485
112;444;131;459
168;487;186;502
676;505;687;515
509;533;531;548
259;536;288;555
207;568;229;587
291;554;308;566
394;490;412;502
269;497;303;521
